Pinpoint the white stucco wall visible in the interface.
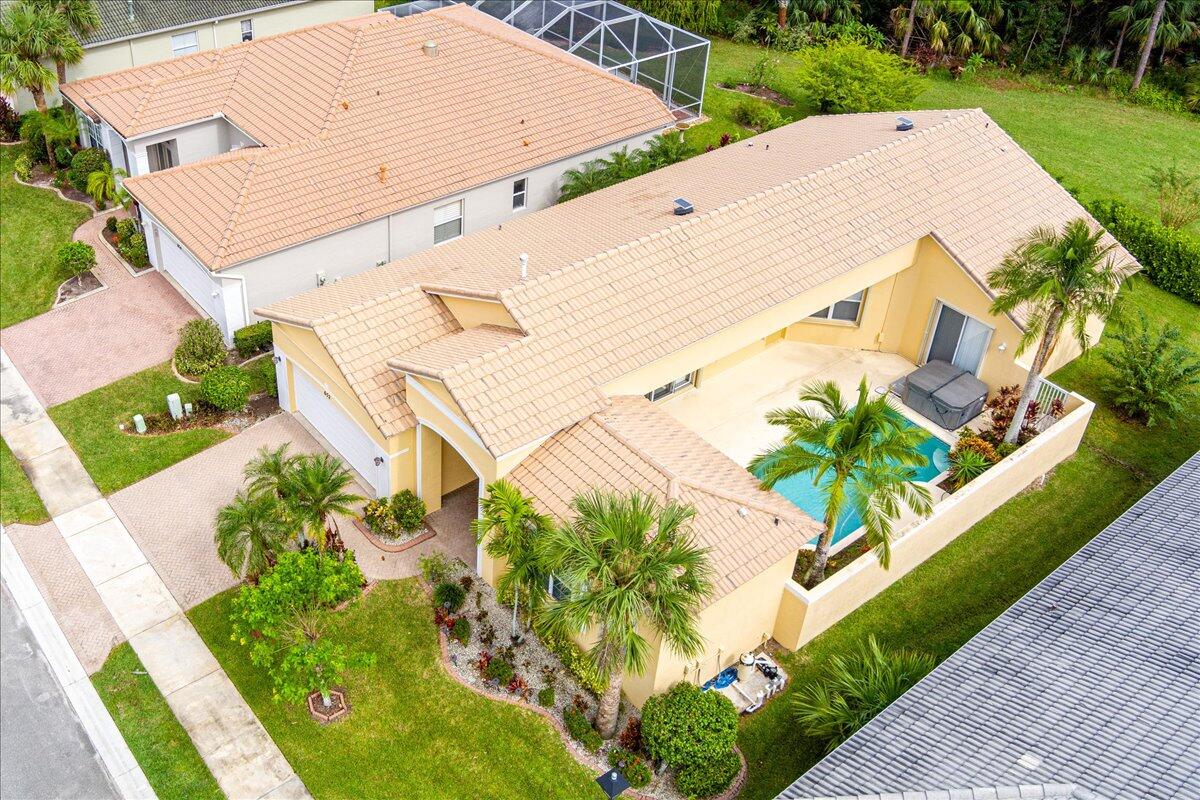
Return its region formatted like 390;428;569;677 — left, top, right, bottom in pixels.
8;1;373;113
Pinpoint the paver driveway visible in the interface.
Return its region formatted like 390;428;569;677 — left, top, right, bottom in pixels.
1;214;197;407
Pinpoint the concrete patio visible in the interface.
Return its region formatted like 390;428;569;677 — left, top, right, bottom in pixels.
661;341;957;469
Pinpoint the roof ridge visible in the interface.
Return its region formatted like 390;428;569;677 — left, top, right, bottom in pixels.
319;27;366;135
501;109;985;300
213;158;261;267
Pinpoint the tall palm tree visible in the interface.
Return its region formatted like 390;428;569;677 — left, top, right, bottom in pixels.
215;490;291;581
29;0;97;84
1132;0;1167;89
85;161;126;207
24;107;76;169
282;454;363;552
988;219;1128;444
537;490;713;739
245;443;299;500
0;1;71;112
749;379;933;588
471;480;553;640
892;1;1003;58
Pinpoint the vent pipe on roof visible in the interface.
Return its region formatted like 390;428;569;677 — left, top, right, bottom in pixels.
422;40;438;57
518;253;528;282
126;0;135;21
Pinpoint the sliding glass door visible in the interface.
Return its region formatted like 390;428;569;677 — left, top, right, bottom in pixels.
925;302;992;375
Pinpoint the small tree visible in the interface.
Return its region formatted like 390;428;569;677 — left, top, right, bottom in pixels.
86;161;127;209
794;41;923;113
282;454;363;552
269;613;375;707
0;1;73;112
793;635;936;750
1149;165;1200;230
215;490;291;582
29;0;99;85
471;480;552;640
56;240;95;279
1101;310;1200;427
245;443;299;501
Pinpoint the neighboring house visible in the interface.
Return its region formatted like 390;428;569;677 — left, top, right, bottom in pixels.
776;453;1200;800
60;4;675;341
7;0;372;112
256;109;1136;705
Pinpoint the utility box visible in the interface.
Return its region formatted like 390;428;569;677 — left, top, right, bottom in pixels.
167;393;183;420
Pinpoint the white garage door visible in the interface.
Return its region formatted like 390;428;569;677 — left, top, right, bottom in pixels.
151;219;226;332
293;368;387;496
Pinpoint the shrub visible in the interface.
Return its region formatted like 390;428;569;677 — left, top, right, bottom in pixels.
793;635;935;751
174;319;226;376
418;551;451;585
747;53;778;89
607;747;652;789
1148;165;1200;230
257;356;278;398
114;218;137;243
618;715;642;753
948;447;992;490
392;489;427;532
537;685;555;707
793;41;923;113
229;549;365;645
0;98;19;142
54;145;74;168
362;497;400;537
541;629;607;695
642;683;738;771
233;320;273;358
13;153;31;181
731;99;784;132
105;215;118;233
450;617;471;645
1087;199;1200;304
200;365;251;411
484;656;514;685
1125;81;1187;114
118;232;149;268
433;580;466;612
563;706;602;753
68;148;109;193
674;750;740;799
1100;311;1200;427
56;241;96;278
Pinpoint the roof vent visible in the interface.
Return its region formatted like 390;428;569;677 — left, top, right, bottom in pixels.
126;0;135;21
422;40;438;57
673;198;694;216
896;116;914;131
1016;752;1042;770
518;253;528;281
737;507;749;519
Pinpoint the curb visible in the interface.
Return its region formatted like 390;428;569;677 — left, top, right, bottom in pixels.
0;531;156;800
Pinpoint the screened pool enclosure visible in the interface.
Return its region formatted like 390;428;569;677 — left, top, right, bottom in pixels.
382;1;710;118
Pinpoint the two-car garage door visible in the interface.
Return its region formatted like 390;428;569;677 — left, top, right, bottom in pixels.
293;368;388;496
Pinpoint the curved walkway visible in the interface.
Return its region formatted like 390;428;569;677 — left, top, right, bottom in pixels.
1;212;197;407
1;349;310;800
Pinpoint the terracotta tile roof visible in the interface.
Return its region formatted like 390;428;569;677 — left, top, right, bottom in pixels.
63;4;675;270
388;324;524;379
260;109;1138;451
507;397;819;604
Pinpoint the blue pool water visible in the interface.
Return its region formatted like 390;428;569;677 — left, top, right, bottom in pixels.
753;418;950;547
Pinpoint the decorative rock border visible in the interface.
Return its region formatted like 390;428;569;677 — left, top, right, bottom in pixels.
352;517;435;553
307;687;351;724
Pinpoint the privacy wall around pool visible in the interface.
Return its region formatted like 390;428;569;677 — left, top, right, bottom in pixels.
772;392;1095;651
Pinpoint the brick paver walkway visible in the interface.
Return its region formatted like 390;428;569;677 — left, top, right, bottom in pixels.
1;213;198;407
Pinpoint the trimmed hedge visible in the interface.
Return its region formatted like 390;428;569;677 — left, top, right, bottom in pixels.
643;682;738;796
200;366;251;411
57;241;96;277
1088;199;1200;303
68;148;109;193
174;319;226;377
675;750;740;799
233;321;273;358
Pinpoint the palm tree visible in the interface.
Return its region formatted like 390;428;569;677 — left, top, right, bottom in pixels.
471;480;553;640
536;490;713;739
557;160;609;202
86;161;126;208
215;490;291;581
749;379;933;588
0;1;70;112
246;443;299;500
601;146;642;180
777;0;790;27
892;1;1003;58
642;132;690;169
29;0;98;84
988;219;1129;444
24;107;76;169
282;454;363;552
1132;0;1167;89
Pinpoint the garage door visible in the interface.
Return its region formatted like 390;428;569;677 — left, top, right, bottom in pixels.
149;218;227;335
293;368;387;496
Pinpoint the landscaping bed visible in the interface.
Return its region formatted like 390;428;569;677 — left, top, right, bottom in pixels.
100;221;152;274
54;270;102;304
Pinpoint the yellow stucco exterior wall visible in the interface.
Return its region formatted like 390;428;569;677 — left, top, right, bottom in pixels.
435;295;521;331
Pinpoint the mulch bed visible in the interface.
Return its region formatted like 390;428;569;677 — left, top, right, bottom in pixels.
718;83;795;106
100;226;154;273
352;517;434;553
127;393;278;436
55;271;103;304
27;166;96;206
793;534;872;584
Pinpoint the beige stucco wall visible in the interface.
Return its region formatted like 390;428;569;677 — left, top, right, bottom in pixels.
10;1;373;112
436;295;521;331
774;394;1094;651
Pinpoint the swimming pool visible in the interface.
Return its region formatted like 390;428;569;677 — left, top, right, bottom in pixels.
752;417;950;548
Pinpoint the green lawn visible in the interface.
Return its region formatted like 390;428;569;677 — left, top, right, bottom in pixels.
188;580;600;800
688;40;1200;235
0;438;48;525
0;145;92;328
91;644;223;800
737;282;1200;799
48;363;230;494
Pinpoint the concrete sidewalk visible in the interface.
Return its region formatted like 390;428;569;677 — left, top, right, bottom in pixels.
2;348;310;800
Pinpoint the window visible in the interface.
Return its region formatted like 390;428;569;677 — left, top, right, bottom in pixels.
76;109;101;149
646;372;695;402
146;140;177;172
512;178;527;210
548;575;573;602
433;200;463;244
171;31;199;56
240;19;253;42
809;289;865;323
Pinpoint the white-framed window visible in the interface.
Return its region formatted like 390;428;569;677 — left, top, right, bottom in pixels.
76;108;101;149
433;200;463;244
171;31;199;56
646;371;695;402
240;19;253;41
146;140;177;172
809;289;866;323
512;177;527;210
548;575;573;602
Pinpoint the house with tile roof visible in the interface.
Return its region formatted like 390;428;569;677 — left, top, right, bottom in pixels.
255;108;1135;705
775;453;1200;800
7;0;373;112
60;4;676;341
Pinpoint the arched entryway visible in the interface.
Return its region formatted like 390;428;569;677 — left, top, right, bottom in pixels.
415;421;485;575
